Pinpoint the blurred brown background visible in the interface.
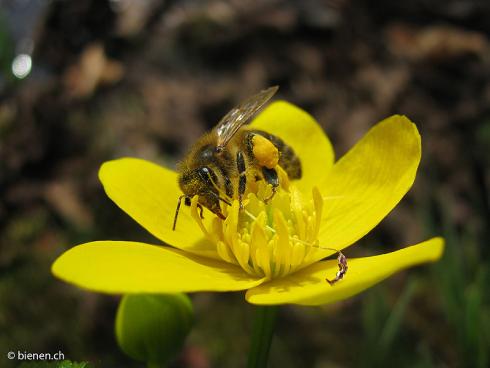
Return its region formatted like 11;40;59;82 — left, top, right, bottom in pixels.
1;0;489;367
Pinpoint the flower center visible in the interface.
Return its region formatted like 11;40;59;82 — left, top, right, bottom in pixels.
190;173;324;279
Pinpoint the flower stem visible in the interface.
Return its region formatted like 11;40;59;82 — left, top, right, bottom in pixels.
247;306;278;368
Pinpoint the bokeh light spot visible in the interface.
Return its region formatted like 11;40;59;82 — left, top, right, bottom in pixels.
12;54;32;79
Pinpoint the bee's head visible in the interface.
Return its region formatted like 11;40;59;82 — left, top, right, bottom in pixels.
173;166;224;231
178;166;216;198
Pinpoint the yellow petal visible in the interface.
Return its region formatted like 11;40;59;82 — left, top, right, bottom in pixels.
245;237;444;305
99;158;218;259
317;115;421;256
52;241;265;294
251;101;335;192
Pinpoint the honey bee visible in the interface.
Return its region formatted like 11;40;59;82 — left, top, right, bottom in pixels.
172;86;302;230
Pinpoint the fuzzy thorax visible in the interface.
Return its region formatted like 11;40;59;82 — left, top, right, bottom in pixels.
190;178;324;279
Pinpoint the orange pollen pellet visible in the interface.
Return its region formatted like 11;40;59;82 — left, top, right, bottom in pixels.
252;135;279;169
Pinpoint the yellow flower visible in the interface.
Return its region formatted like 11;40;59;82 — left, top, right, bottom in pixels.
52;102;444;306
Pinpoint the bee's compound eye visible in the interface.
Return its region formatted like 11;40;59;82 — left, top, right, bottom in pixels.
184;197;191;206
197;167;210;179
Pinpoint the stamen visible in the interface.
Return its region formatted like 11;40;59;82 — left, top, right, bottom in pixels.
190;182;347;283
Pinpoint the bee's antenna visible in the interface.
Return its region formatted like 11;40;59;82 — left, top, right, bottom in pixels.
172;195;187;231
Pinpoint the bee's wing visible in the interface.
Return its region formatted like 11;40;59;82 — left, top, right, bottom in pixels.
215;86;278;150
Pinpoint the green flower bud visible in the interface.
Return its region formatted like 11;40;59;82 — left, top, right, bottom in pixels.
115;293;194;365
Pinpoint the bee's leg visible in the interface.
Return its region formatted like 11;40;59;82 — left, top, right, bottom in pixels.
236;151;247;209
222;174;234;201
196;203;205;219
262;167;279;203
